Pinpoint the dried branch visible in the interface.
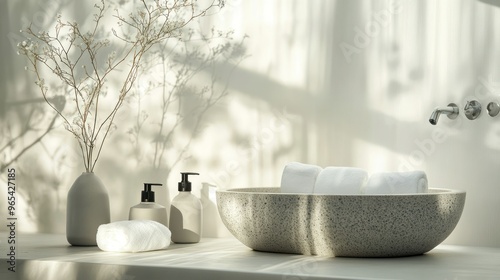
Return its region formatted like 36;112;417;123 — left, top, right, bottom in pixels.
18;0;223;172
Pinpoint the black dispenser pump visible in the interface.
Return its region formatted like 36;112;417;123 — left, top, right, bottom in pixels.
178;172;199;191
141;183;162;202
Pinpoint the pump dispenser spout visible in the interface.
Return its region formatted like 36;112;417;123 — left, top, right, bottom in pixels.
141;183;163;202
178;172;200;192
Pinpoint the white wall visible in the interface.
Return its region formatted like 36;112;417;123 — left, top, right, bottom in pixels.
1;0;500;247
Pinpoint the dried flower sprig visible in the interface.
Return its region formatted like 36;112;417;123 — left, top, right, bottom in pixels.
18;0;223;172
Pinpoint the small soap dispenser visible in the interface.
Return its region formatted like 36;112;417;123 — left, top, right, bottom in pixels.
129;183;168;227
170;172;202;243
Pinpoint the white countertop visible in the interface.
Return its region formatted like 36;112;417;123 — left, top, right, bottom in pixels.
1;233;500;280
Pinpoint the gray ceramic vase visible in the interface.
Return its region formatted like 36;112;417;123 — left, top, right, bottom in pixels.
66;172;110;246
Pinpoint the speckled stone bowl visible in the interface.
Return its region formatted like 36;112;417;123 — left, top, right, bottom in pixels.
216;187;465;257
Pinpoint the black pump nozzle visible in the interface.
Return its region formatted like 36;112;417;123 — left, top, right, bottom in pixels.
141;183;163;202
178;172;199;192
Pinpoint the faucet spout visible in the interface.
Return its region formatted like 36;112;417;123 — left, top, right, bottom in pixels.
429;103;459;125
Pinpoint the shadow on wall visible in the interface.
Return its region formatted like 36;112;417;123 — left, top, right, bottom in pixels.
0;0;247;232
0;0;75;233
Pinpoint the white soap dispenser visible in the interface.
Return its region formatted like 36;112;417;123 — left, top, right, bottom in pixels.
129;183;168;227
170;172;202;243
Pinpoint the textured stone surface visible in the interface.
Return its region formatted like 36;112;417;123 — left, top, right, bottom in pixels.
216;187;466;257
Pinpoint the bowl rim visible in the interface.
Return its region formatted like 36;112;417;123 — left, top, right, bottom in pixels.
216;187;466;196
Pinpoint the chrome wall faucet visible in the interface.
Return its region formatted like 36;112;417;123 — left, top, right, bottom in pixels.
429;103;459;125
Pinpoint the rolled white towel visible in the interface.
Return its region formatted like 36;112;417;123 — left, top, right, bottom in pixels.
362;171;428;194
96;220;171;253
280;162;322;193
313;167;368;194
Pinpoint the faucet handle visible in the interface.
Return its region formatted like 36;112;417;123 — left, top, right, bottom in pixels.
464;100;481;120
487;102;500;117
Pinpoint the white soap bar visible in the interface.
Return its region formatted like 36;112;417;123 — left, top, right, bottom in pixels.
96;220;171;253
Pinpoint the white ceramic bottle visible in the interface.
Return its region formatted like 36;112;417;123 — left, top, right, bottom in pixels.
170;172;202;243
129;183;168;227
